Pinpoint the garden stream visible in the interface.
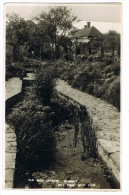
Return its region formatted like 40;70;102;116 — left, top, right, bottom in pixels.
6;78;117;189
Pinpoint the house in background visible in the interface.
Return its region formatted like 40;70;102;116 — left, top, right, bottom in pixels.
67;22;120;62
68;22;103;60
71;22;103;39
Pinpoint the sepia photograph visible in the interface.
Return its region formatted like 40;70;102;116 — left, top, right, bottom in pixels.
4;1;122;191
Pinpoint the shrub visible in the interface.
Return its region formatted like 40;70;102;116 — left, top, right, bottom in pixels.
105;65;112;74
86;83;94;94
6;65;26;80
55;59;120;110
23;58;42;69
111;62;120;75
34;65;56;105
106;77;120;110
11;110;56;171
93;84;104;98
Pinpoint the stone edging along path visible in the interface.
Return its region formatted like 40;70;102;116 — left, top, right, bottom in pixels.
5;74;35;188
5;124;17;188
55;79;120;184
5;77;22;188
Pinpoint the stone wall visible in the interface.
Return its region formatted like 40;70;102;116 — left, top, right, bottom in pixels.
54;92;97;157
5;77;22;188
6;78;23;114
5;73;35;188
5;124;17;188
55;79;120;185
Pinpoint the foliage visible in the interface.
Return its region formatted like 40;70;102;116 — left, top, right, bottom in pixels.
35;6;77;60
11;110;56;171
6;7;77;61
6;44;13;65
90;40;102;50
55;59;120;110
6;65;26;80
105;77;120;110
6;13;29;62
34;65;56;105
35;6;77;41
105;65;112;74
26;20;51;59
103;31;120;60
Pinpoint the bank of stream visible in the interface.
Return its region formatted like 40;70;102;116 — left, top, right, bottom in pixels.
6;80;118;189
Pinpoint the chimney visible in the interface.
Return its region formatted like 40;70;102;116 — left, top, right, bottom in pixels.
87;22;90;28
84;25;87;28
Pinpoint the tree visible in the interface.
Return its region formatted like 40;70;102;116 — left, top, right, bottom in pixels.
35;6;77;60
103;30;120;60
6;13;29;62
90;40;103;54
25;20;50;59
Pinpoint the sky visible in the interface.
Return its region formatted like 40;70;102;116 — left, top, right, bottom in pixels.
4;3;122;33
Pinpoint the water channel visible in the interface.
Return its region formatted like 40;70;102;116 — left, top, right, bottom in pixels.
6;77;119;189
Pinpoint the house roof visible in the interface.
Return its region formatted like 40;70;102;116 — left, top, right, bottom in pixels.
71;26;103;39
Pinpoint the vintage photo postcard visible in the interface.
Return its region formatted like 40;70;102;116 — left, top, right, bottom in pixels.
3;1;124;192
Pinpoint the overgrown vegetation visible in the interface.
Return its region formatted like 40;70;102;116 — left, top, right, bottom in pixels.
7;64;58;173
5;58;42;80
6;65;26;81
11;110;56;171
54;59;120;110
34;64;56;105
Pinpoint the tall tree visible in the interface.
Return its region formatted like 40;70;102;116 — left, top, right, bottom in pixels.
25;20;49;59
35;6;77;60
6;13;29;62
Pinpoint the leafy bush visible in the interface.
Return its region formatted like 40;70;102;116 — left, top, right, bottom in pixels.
6;65;26;80
34;65;56;105
11;110;56;171
111;62;120;75
23;58;42;69
105;65;112;74
54;59;120;110
106;77;120;110
105;62;120;75
6;46;13;65
86;83;94;94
